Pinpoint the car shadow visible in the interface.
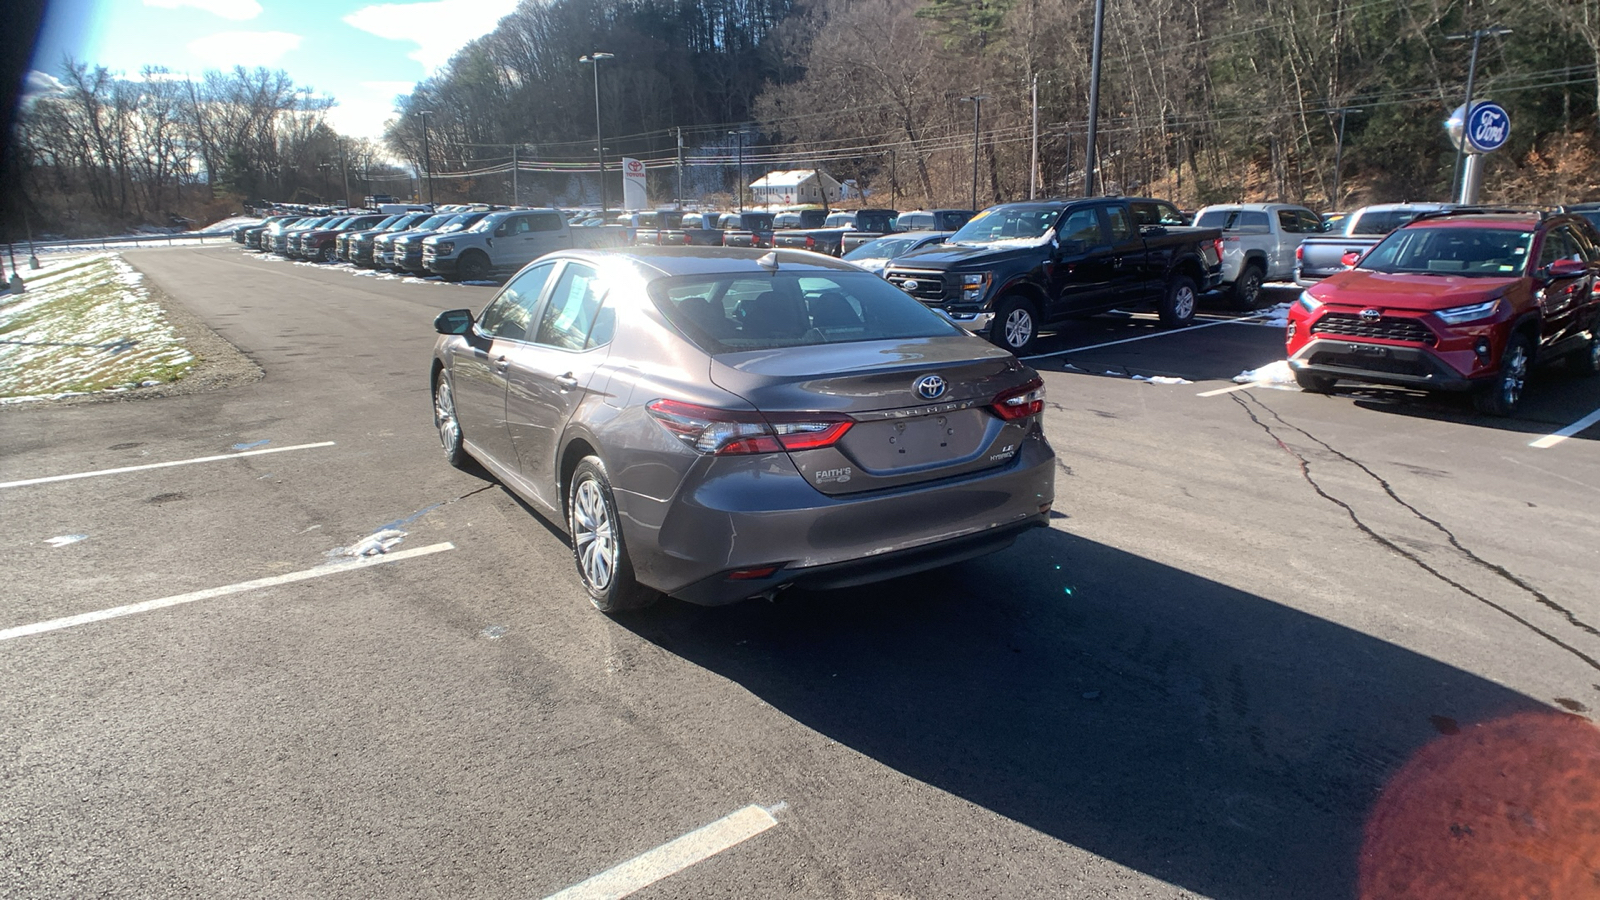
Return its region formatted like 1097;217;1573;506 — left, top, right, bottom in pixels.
1338;365;1600;438
1028;313;1287;383
623;526;1557;899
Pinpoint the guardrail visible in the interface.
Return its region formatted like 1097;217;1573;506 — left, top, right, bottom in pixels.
10;231;238;253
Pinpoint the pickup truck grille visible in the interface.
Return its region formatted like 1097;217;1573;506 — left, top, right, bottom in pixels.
1311;312;1437;346
884;269;949;303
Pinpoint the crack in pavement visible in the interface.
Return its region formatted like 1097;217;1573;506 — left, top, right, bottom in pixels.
1231;392;1600;674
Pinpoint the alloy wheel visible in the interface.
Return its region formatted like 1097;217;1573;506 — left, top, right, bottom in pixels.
435;380;460;452
572;478;617;592
1500;342;1528;408
1004;308;1034;350
1173;284;1196;320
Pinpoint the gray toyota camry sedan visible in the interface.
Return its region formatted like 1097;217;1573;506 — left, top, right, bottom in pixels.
430;247;1055;612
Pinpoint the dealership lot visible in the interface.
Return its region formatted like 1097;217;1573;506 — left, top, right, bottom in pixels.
3;245;1599;898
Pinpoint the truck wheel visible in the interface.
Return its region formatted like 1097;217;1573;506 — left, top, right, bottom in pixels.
1158;275;1198;328
1472;333;1532;417
1232;264;1265;310
457;251;491;282
991;296;1039;355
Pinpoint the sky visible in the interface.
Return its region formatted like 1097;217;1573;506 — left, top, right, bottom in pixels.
26;0;521;140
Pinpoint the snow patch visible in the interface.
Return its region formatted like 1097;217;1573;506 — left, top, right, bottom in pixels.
332;529;407;559
1233;360;1299;388
45;535;87;548
1132;375;1194;385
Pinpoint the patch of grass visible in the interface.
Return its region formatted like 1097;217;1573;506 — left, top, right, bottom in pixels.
0;254;196;401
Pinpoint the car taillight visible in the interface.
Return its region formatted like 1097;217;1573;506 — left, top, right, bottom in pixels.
1213;238;1224;260
991;377;1045;420
1295;244;1303;262
646;399;853;455
804;235;816;249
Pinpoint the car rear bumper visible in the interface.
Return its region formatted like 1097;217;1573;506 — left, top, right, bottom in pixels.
626;432;1056;605
1288;338;1481;391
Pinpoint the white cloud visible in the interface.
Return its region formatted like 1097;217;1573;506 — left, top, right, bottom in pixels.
22;70;67;99
143;0;263;21
325;82;418;141
186;31;302;67
343;0;520;71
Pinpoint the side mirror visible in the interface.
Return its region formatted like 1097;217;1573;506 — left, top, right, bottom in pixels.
1544;258;1588;281
434;309;474;335
1340;250;1364;268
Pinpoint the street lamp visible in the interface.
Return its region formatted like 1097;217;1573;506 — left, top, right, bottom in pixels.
417;109;435;205
1445;26;1512;202
580;52;615;212
728;130;745;211
959;95;987;211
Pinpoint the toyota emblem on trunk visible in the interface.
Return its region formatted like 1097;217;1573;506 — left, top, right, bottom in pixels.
915;375;947;399
1360;308;1382;322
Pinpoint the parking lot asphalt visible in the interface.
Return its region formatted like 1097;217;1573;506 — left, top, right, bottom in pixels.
3;246;1598;898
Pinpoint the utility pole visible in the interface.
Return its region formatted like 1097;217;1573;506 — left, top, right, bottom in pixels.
1030;74;1039;199
889;147;897;209
417;110;435;205
728;130;745;211
339;140;349;207
1084;0;1106;197
960;95;986;211
676;127;684;207
580;52;615;212
1445;26;1511;201
1330;106;1363;208
510;145;519;205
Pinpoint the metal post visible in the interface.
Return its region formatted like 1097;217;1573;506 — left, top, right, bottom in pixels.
511;145;518;205
1030;74;1039;199
729;130;744;211
418;110;435;206
581;52;615;212
676;127;684;207
339;140;349;207
1460;153;1487;204
1331;107;1362;208
1084;0;1106;197
890;148;897;209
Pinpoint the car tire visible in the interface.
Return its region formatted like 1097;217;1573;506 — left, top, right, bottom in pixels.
433;374;471;469
1473;332;1533;417
320;245;337;263
991;295;1039;355
1293;369;1336;393
1159;275;1198;328
1568;330;1600;376
1232;264;1266;311
457;251;491;282
568;457;659;614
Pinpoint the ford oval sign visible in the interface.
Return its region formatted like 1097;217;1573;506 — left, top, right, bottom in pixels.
915;374;947;399
1466;101;1510;153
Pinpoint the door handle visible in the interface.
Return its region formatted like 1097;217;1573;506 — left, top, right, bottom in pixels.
554;373;580;391
494;355;509;371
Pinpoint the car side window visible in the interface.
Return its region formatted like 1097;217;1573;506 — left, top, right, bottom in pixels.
1297;211;1323;234
535;263;607;351
1104;205;1134;242
529;212;563;232
1538;228;1577;267
478;261;556;341
1277;210;1303;233
1058;208;1103;246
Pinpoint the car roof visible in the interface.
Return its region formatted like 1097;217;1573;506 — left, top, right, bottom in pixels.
553;246;867;278
1409;213;1542;230
1195;202;1311;211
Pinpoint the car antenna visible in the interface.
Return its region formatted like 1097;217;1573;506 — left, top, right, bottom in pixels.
758;251;779;271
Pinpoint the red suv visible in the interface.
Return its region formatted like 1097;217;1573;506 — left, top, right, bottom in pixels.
1285;209;1600;415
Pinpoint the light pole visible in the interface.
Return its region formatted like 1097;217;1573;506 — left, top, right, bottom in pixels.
728;130;745;211
580;52;615;211
317;160;333;203
1331;106;1363;208
1445;26;1511;201
1084;0;1106;197
417;109;435;205
960;95;986;211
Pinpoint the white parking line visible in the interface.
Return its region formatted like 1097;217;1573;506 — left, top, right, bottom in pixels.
1196;382;1261;397
0;442;336;489
1022;313;1269;361
543;804;781;900
0;542;454;642
1529;407;1600;449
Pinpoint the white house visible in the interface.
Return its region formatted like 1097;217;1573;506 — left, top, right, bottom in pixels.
750;169;842;207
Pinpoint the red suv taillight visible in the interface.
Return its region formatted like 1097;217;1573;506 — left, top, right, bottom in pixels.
991;377;1045;420
646;399;854;455
1213;238;1224;260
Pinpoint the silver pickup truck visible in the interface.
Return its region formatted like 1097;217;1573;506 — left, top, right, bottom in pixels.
1293;202;1455;285
1192;203;1323;309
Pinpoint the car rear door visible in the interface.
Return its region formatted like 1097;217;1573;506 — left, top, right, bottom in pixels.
502;260;615;506
1100;203;1151;303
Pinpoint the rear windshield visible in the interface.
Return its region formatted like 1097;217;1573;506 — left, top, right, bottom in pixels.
1361;227;1534;276
651;270;961;353
1351;210;1426;235
844;235;926;260
1194;209;1270;232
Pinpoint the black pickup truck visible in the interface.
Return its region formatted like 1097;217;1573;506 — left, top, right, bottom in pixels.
774;208;898;256
883;198;1224;353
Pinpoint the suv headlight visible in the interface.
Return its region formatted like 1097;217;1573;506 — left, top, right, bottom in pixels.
1434;298;1501;325
432;241;454;255
1295;290;1322;314
960;272;992;302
